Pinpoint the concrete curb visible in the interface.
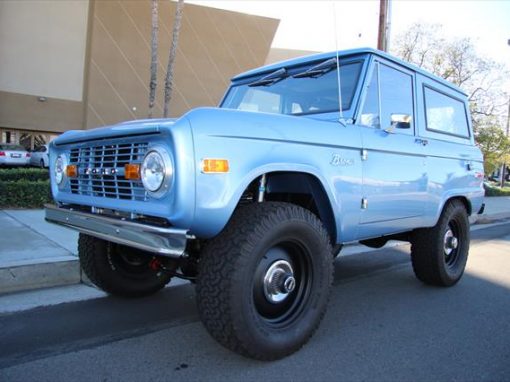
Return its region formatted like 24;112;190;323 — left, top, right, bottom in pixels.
0;258;80;295
471;212;510;225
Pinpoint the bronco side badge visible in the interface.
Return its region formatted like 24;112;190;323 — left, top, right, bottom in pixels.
331;154;354;167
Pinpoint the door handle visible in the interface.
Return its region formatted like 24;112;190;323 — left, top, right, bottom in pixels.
415;138;428;146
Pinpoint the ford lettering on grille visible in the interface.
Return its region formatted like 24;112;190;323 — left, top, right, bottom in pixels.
69;142;148;200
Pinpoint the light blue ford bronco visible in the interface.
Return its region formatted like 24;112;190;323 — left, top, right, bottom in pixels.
46;48;484;360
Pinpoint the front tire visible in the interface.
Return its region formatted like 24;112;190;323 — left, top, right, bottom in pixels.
78;234;172;297
411;200;470;286
196;202;333;360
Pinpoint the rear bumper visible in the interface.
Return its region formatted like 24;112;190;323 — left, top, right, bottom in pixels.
45;204;188;257
0;158;30;166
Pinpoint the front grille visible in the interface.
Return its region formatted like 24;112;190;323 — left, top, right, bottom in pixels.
69;142;148;201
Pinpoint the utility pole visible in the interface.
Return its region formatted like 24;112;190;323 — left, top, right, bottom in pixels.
377;0;391;52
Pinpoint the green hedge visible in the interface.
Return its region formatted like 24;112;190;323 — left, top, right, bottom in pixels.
0;180;52;208
484;183;510;197
0;168;49;182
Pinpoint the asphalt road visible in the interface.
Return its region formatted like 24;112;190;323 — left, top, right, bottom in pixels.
1;223;510;382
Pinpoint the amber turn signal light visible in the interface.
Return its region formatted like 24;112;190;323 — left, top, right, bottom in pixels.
124;164;141;180
202;159;229;173
66;165;77;178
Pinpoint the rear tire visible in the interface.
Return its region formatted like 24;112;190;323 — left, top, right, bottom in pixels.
78;234;172;297
196;202;333;360
411;200;470;286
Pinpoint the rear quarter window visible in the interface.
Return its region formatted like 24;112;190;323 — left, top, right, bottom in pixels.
423;86;470;138
0;144;25;151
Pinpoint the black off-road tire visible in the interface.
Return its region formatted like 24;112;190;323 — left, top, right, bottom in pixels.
411;200;470;286
196;202;334;360
78;234;172;297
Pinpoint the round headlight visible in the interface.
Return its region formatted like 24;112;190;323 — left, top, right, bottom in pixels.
141;151;166;192
55;155;65;185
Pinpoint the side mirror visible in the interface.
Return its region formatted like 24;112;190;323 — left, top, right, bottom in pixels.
384;114;411;134
391;113;411;129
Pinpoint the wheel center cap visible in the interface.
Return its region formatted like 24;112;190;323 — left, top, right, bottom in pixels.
448;237;458;250
444;229;458;256
263;260;295;304
283;276;296;293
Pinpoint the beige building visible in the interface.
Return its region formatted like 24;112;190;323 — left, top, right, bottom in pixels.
0;0;285;149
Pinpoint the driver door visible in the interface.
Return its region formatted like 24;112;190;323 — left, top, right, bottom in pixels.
357;60;427;238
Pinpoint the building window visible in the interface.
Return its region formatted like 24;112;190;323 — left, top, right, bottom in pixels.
1;131;17;144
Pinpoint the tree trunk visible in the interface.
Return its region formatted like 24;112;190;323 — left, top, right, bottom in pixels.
148;0;159;118
163;0;185;118
501;163;506;188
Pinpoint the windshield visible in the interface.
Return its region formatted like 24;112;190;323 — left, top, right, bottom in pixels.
221;60;363;117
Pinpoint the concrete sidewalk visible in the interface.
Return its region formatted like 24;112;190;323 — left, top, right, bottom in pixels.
0;210;79;294
471;196;510;224
1;197;509;295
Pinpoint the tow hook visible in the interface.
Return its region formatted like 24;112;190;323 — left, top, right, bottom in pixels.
149;255;197;281
149;258;163;271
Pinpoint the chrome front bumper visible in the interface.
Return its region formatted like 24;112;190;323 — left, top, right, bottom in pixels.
45;204;188;257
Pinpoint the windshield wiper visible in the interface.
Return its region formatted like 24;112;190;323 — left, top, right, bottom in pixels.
293;58;338;78
248;68;287;87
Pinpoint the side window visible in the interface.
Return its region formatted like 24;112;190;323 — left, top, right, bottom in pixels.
424;87;469;138
359;62;414;134
379;64;414;135
360;64;380;128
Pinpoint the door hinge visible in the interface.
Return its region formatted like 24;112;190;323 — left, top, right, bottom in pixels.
361;149;368;161
361;197;368;209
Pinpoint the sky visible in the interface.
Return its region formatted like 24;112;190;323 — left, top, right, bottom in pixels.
189;0;510;68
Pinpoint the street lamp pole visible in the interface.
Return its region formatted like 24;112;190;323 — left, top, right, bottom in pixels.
507;39;510;137
502;39;510;188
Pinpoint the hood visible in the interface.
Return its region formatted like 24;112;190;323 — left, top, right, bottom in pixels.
53;118;178;146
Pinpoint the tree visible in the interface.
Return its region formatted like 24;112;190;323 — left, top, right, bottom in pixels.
474;124;510;176
391;23;509;131
148;0;159;118
392;23;510;183
163;0;185;118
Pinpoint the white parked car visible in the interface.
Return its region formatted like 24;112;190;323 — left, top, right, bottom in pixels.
30;144;49;168
0;144;31;167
